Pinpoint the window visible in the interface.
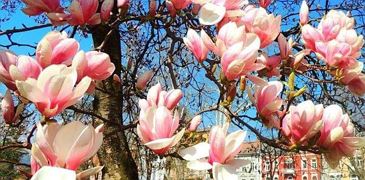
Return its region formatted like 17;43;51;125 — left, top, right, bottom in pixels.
285;159;294;169
287;176;293;180
350;175;359;180
302;176;308;180
265;161;270;171
274;178;278;180
302;159;307;169
311;159;317;168
312;175;318;180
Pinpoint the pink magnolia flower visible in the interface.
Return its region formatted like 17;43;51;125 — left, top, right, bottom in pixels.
1;90;15;124
31;121;104;171
0;51;18;90
9;56;42;82
259;0;272;8
15;65;91;117
299;0;309;26
137;83;185;154
239;7;281;48
188;115;202;131
277;33;294;60
179;123;249;179
317;105;365;168
339;62;365;96
68;0;101;26
21;0;63;16
282;100;323;145
248;76;283;128
0;52;42;91
166;0;191;16
301;10;363;68
257;54;281;77
101;0;114;22
213;22;247;56
198;0;248;25
136;70;154;90
183;29;209;62
220;31;263;80
31;166;76;180
72;51;115;82
149;0;157;16
36;31;79;68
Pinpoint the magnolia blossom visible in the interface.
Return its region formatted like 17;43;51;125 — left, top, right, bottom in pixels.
248;76;283;128
36;31;79;68
198;0;248;25
239;7;281;48
0;51;18;90
277;33;294;60
301;10;363;68
317;105;365;168
179;123;248;179
282;100;324;145
137;83;185;154
1;90;15;124
31;121;104;172
72;51;115;82
21;0;63;16
188;115;202;131
259;0;272;8
9;56;42;82
68;0;101;26
338;62;365;96
101;0;114;22
31;166;76;180
16;65;91;117
257;54;281;77
299;1;309;25
183;29;209;62
220;25;262;80
136;70;154;90
166;0;191;17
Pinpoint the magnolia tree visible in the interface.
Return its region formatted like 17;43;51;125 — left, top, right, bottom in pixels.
0;0;364;179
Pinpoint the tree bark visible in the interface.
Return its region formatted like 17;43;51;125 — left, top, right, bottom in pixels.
91;24;139;180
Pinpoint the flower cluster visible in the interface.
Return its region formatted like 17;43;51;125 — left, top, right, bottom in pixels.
0;31;115;119
21;0;130;25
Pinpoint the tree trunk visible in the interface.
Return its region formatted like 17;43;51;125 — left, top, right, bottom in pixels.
91;24;139;180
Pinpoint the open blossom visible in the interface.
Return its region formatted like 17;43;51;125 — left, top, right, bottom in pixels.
21;0;63;16
198;0;248;25
31;121;104;172
338;62;365;96
213;22;247;56
239;7;281;48
220;30;262;80
0;51;42;91
31;166;76;180
183;29;209;62
301;10;363;68
68;0;101;26
257;54;281;77
179;123;249;179
16;65;91;117
317;105;365;168
0;51;19;90
72;51;115;82
299;1;309;25
166;0;191;16
248;76;283;128
36;31;79;68
282;100;324;145
137;83;185;154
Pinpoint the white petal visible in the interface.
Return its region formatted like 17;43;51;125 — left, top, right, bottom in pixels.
199;3;226;25
212;163;238;180
178;142;210;161
31;166;76;180
187;159;212;170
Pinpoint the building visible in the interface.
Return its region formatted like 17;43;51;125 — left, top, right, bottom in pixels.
262;152;322;180
237;141;262;180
